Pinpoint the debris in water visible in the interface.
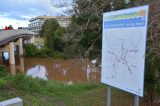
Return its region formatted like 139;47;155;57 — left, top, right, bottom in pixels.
27;65;48;80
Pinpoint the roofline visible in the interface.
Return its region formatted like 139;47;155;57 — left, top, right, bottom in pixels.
29;15;70;22
0;34;34;46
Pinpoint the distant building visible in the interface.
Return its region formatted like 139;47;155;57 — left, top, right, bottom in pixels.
28;15;70;35
18;27;29;30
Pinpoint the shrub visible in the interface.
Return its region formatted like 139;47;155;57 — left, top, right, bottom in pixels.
24;44;39;57
23;44;68;59
0;65;8;77
53;51;67;59
10;73;47;92
144;55;160;102
38;49;48;58
0;78;7;88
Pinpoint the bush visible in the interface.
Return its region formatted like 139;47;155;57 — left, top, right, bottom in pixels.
0;78;7;88
24;44;68;59
52;51;67;59
24;44;39;57
38;49;48;58
0;65;8;77
144;55;160;102
10;73;47;92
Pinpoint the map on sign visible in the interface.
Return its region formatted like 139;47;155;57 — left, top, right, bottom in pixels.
101;5;149;97
105;30;142;79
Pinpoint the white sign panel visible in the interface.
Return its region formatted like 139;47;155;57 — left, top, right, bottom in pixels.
101;5;149;97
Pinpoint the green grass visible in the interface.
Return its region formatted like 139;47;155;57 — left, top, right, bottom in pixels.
0;73;106;106
0;73;159;106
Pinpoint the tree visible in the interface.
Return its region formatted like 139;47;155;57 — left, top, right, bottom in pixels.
57;0;160;103
65;0;127;59
4;25;13;30
40;19;65;52
54;26;65;51
8;25;13;30
134;0;160;103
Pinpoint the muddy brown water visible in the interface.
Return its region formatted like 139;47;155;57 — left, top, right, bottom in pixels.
24;58;101;83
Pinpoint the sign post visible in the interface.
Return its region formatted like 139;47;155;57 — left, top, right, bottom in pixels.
107;86;111;106
134;95;139;106
102;5;149;106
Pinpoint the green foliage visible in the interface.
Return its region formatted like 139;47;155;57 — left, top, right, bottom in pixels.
6;73;102;94
8;25;13;29
65;0;160;102
40;19;59;38
52;51;67;59
0;65;8;77
24;43;68;58
24;44;39;57
37;48;48;58
9;73;47;92
0;78;7;88
132;0;160;102
144;52;160;101
0;72;105;105
2;73;103;99
44;20;59;49
67;0;143;59
40;19;65;52
54;27;65;40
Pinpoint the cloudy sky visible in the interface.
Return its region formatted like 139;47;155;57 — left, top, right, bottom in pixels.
0;0;72;29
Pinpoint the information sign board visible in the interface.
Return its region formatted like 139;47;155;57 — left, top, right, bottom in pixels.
101;5;149;96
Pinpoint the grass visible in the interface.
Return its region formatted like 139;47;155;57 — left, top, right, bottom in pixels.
0;73;107;106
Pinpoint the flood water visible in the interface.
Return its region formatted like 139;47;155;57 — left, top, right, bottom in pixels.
24;58;100;83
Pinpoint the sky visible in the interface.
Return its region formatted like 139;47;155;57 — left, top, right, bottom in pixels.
0;0;72;29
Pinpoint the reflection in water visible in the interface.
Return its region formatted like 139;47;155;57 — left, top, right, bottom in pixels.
62;69;67;76
19;56;24;72
24;58;100;83
86;64;98;82
87;65;91;81
27;65;48;80
10;64;16;75
53;64;68;76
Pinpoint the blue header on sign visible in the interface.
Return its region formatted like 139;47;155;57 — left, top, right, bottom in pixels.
104;17;145;28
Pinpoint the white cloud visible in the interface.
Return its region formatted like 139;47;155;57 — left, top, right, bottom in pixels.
0;0;72;29
0;16;27;29
0;0;69;19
